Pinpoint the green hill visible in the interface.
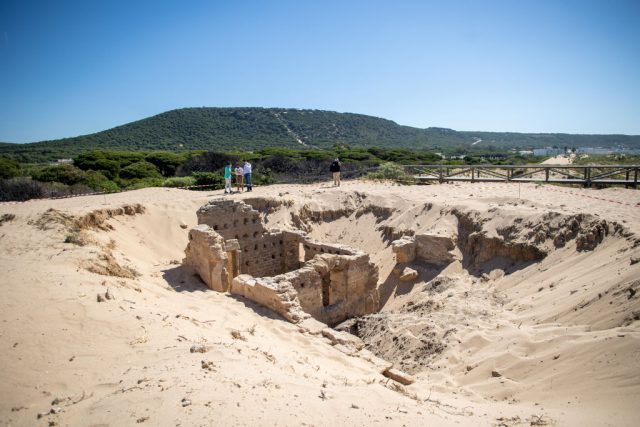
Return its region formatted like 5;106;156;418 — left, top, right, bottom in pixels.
1;107;639;162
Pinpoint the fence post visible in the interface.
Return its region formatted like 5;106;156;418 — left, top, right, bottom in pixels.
584;167;591;187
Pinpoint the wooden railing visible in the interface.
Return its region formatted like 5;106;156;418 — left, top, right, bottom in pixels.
402;165;640;187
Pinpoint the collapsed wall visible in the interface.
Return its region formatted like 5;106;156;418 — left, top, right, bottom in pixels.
183;199;379;326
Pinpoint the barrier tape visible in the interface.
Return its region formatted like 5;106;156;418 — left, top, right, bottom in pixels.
1;178;637;207
0;183;227;205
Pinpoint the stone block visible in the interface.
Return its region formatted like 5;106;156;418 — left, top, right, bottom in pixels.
183;225;229;292
357;349;393;373
383;367;415;385
414;233;457;266
399;267;418;282
321;328;365;350
392;236;416;263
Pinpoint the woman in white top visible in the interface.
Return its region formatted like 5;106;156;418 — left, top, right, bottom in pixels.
234;164;244;192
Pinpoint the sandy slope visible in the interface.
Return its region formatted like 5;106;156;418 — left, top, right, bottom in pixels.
1;181;639;426
541;154;574;165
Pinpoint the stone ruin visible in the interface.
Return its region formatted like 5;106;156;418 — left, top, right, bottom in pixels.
183;199;380;326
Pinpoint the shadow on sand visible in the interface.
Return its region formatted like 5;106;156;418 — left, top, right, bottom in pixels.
162;264;209;292
378;261;447;307
162;264;285;322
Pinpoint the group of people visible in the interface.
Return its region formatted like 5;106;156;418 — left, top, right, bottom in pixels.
224;160;252;194
222;157;341;194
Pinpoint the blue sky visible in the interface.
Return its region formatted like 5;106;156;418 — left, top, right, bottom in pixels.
1;0;639;143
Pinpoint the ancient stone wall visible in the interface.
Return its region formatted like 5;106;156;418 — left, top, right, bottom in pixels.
184;198;380;326
184;225;239;292
197;200;293;278
302;240;357;261
230;252;379;326
197;199;265;238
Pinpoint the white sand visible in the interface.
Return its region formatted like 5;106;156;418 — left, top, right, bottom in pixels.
1;180;638;426
541;154;575;165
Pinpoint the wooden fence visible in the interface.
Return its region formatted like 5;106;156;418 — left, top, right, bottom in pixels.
402;165;639;187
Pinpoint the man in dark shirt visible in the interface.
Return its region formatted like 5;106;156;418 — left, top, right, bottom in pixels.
329;158;341;187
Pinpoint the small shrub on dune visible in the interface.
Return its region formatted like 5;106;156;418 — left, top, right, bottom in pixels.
119;178;164;190
64;230;95;246
84;250;139;279
162;176;197;188
192;172;225;189
365;162;415;184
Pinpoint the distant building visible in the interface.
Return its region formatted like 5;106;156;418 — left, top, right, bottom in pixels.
533;148;563;156
518;150;533;156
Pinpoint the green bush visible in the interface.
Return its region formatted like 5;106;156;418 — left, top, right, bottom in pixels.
145;152;186;177
74;151;121;179
120;178;164;190
192;172;224;189
252;168;276;186
162;176;197;187
31;164;86;185
365;162;414;184
119;161;162;180
83;170;120;192
0;156;19;179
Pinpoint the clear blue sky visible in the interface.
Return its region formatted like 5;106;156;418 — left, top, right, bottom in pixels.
1;0;639;143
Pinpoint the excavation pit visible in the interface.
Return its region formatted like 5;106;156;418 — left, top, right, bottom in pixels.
183;193;629;375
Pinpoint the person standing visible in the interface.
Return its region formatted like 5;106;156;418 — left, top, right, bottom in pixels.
224;161;233;194
243;160;252;192
330;157;341;186
235;163;244;192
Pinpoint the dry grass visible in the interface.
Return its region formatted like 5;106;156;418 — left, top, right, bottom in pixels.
230;330;247;341
0;213;16;226
64;230;96;246
84;250;139;279
33;204;145;233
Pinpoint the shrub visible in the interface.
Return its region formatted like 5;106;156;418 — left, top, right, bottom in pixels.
0;177;45;201
0;177;100;201
43;182;95;198
162;176;197;187
0;156;19;179
252;168;276;186
365;162;414;184
31;164;86;185
119;161;162;180
179;152;239;175
145;152;185;177
192;172;224;189
83;171;120;192
120;178;164;190
74;151;121;179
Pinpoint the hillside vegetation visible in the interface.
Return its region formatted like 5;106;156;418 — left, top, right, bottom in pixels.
2;108;639;162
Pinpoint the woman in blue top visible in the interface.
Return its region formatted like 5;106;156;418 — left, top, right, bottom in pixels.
224;162;233;194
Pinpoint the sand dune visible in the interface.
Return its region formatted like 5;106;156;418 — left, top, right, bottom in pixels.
1;181;638;426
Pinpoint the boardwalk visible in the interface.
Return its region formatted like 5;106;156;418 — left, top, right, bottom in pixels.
404;164;640;187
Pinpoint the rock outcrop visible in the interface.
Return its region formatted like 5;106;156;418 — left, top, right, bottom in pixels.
392;233;458;266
